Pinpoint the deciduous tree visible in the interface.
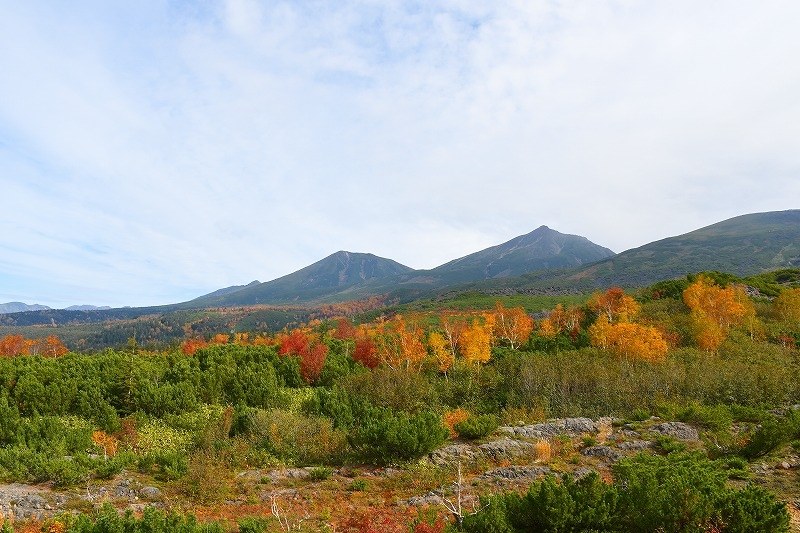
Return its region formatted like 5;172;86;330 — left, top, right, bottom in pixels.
589;287;640;323
278;329;329;384
428;331;454;373
683;276;756;351
490;302;534;349
460;320;493;365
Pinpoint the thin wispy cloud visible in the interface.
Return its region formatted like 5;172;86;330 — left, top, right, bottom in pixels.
1;1;799;307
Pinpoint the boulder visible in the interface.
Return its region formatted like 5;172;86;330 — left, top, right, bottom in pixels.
581;445;623;462
650;422;699;441
499;418;597;439
478;438;533;460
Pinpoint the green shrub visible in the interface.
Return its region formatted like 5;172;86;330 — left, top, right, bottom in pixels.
309;466;333;481
717;484;791;533
456;452;790;533
652;435;687;455
739;414;799;459
454;415;498;440
677;402;733;432
252;409;347;465
238;517;271;533
137;450;188;481
348;478;368;491
614;452;728;532
93;452;135;480
349;407;449;464
54;503;225;532
460;472;618;532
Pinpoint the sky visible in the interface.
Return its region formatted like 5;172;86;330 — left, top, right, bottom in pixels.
1;1;799;308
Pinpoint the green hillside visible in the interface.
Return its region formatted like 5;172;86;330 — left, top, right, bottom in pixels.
427;225;615;283
476;210;800;292
183;251;414;307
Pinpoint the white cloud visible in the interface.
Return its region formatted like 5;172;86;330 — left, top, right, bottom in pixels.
1;1;799;306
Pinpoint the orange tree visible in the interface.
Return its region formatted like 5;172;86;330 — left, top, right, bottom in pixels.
683;275;756;351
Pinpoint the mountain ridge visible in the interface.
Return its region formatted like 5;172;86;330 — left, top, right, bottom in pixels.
467;209;800;293
180;226;615;307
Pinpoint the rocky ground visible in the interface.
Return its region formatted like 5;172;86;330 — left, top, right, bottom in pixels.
1;416;798;530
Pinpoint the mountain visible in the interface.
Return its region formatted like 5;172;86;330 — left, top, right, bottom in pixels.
429;225;615;284
64;305;113;311
180;227;616;307
0;302;51;314
481;210;800;292
184;251;414;307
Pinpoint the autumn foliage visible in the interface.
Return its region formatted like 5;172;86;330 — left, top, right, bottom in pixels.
278;328;329;383
0;334;67;357
490;302;534;349
774;287;800;323
683;276;756;351
588;315;668;362
539;304;584;339
588;287;640;323
587;288;668;361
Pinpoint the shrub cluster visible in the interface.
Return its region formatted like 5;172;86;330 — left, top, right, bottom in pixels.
457;453;789;532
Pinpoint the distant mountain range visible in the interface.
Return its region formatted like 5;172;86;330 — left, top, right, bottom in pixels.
0;302;51;314
2;210;799;326
179;226;615;307
0;303;111;315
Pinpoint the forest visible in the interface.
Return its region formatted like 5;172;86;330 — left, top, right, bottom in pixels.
0;271;798;531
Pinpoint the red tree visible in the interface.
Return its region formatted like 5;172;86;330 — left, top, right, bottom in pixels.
278;329;329;383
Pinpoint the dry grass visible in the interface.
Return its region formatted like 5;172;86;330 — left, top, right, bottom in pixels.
533;439;552;462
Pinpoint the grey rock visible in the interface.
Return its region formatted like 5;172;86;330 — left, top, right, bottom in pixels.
480;466;551;480
478;438;533;460
429;444;481;466
650;422;699;441
114;485;137;499
500;418;597;439
581;446;623;462
139;486;162;500
407;491;444;506
0;485;64;521
617;440;651;451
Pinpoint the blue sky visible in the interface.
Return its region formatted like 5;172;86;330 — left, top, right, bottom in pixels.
2;1;800;308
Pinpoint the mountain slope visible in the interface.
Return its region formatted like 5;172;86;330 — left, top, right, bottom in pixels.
184;251;414;307
480;210;800;292
429;225;615;284
0;302;51;314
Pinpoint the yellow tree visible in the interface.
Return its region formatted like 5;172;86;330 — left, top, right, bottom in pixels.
395;315;427;370
587;314;612;349
491;302;534;349
440;312;467;357
589;287;640;323
428;331;454;374
540;304;584;339
373;315;427;370
589;316;668;362
774;287;800;323
460;319;493;364
683;276;756;351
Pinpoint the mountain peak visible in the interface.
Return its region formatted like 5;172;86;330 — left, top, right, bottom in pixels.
0;302;51;314
429;226;615;283
185;251;413;307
